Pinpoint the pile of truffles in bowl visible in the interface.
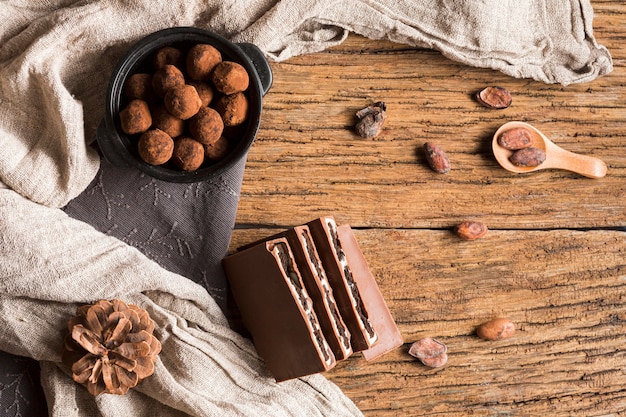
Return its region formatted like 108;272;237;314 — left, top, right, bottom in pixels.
97;27;272;183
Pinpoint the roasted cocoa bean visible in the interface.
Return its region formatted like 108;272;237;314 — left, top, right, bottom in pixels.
424;142;451;174
455;221;488;240
476;318;515;341
509;147;546;167
355;102;386;139
498;127;533;150
409;338;448;368
476;86;512;109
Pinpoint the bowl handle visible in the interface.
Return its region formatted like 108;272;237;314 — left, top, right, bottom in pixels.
238;43;273;96
96;120;133;168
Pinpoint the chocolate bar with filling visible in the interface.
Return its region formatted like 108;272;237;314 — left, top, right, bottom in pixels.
237;227;353;360
278;226;353;360
337;224;403;361
222;237;336;381
306;216;378;352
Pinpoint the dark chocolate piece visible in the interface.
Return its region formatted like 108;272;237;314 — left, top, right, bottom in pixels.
237;226;353;360
280;226;353;360
306;216;377;352
336;224;403;361
222;238;335;381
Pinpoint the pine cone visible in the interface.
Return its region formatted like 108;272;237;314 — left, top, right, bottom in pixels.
62;299;162;395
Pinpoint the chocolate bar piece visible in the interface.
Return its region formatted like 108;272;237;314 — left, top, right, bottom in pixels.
222;238;336;381
237;226;353;360
337;224;403;361
306;217;378;352
279;226;353;360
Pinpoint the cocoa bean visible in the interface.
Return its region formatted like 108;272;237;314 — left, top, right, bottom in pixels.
355;102;386;139
424;142;451;174
498;127;533;150
476;86;512;109
476;318;515;341
509;147;546;167
455;221;488;240
409;338;448;368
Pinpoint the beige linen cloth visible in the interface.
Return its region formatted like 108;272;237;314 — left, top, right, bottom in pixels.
0;1;612;416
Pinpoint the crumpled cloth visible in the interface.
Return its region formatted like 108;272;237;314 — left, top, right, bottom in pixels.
0;182;363;417
0;0;612;416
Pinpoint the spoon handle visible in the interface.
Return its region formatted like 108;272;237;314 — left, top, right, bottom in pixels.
552;148;607;178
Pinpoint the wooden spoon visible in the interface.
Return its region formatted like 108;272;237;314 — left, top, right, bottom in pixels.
492;121;607;179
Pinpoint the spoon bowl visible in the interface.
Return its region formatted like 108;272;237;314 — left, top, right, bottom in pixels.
492;121;607;179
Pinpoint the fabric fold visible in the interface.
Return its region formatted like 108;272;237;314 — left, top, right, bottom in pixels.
0;187;364;417
233;0;612;84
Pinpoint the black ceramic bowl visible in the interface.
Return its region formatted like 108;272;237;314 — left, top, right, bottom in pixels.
97;27;272;182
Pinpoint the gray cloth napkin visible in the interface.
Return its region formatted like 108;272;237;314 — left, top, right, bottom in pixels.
0;0;612;416
63;156;246;313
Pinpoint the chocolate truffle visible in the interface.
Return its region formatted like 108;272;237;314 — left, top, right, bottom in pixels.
212;61;249;95
172;137;204;171
189;106;224;146
153;46;183;69
215;92;249;126
188;80;214;107
186;44;222;81
152;106;185;139
119;99;152;135
123;73;153;101
164;85;203;120
152;64;185;97
204;136;230;161
138;129;174;165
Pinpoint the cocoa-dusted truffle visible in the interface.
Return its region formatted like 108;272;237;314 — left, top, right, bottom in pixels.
204;136;230;161
186;44;222;81
138;129;174;165
123;73;153;101
188;80;214;107
212;61;249;95
189;106;224;146
152;106;185;139
215;92;249;126
153;46;183;69
152;64;185;97
172;137;204;171
164;85;203;120
119;99;152;135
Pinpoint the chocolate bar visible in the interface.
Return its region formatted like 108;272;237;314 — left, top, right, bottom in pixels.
336;224;403;361
222;237;336;381
306;216;378;352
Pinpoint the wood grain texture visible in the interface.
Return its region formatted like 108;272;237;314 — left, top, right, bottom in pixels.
229;228;626;416
228;1;626;415
235;1;625;230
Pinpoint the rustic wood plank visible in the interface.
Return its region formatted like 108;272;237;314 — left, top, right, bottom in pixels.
229;228;626;416
228;1;626;415
235;1;626;229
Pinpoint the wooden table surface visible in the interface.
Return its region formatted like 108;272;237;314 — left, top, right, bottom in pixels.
228;1;626;415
